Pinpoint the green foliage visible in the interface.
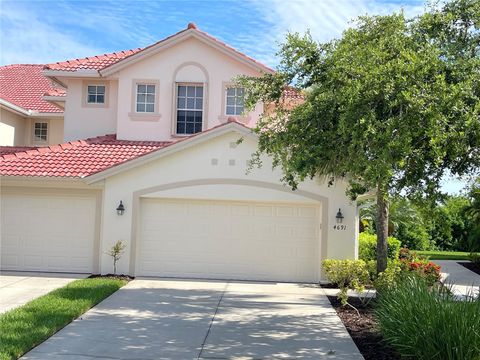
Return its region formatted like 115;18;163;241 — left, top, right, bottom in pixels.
238;0;479;273
375;275;480;360
398;248;442;285
470;252;480;265
415;250;474;260
358;233;401;261
0;278;127;360
322;259;371;306
106;240;127;275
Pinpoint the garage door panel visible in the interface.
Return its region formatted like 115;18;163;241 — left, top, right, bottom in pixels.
1;193;96;273
138;198;320;282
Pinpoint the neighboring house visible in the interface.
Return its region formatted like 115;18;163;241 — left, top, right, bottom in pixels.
0;64;65;147
0;24;358;282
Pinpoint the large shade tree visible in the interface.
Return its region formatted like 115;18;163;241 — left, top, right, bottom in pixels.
238;0;479;273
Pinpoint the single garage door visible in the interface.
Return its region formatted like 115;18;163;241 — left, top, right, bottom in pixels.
138;198;321;282
1;193;96;273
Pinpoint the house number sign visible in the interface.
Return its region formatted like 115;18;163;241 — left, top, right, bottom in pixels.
333;224;347;230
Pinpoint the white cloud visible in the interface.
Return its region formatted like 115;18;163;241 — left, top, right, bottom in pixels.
246;0;426;66
0;5;103;65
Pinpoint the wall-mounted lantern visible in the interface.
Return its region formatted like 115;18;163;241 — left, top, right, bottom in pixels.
116;201;125;216
335;208;344;224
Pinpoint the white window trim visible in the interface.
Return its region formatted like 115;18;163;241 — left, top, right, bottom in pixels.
32;121;49;144
173;82;206;136
82;80;109;108
218;82;250;123
129;79;161;121
86;85;106;104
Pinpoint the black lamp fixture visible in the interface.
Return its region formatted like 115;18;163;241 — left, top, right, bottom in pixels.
116;201;125;216
335;208;344;224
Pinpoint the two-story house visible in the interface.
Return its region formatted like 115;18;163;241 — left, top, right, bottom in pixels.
0;24;358;282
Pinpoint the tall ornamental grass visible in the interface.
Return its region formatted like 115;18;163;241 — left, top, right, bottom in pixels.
375;275;480;360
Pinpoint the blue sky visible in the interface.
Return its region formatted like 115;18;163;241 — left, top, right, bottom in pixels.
0;0;469;193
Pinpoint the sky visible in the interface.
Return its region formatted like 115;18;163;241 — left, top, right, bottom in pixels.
0;0;469;194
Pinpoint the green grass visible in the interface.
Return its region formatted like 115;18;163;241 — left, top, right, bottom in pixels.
413;250;477;260
0;277;127;360
375;275;480;360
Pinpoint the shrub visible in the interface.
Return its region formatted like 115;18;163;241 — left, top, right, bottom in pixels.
469;252;480;265
398;248;441;285
358;233;401;261
375;275;480;360
322;259;371;306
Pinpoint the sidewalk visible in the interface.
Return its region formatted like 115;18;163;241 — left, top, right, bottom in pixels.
435;260;480;300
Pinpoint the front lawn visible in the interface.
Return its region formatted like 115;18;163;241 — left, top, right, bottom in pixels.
0;277;127;360
413;250;476;261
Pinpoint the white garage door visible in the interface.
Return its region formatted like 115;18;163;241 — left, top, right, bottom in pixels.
1;193;96;273
138;198;321;282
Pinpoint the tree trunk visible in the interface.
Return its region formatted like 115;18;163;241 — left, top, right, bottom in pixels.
376;184;389;274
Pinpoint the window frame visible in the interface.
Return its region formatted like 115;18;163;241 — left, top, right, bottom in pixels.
219;82;250;123
225;86;245;116
135;83;157;113
33;121;48;143
174;82;205;136
129;79;161;121
82;81;109;108
86;85;106;104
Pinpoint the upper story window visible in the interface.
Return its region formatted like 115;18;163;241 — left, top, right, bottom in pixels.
136;84;156;113
87;85;105;104
176;84;203;135
34;122;48;142
225;87;244;116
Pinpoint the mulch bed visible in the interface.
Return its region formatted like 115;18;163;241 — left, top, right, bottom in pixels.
89;274;134;282
326;296;400;360
458;262;480;276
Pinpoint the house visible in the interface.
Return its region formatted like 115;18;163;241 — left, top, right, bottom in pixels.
0;64;65;147
0;23;358;282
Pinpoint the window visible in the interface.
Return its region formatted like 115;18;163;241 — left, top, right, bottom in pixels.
87;85;105;104
136;84;156;113
176;84;203;135
225;87;244;116
34;122;48;142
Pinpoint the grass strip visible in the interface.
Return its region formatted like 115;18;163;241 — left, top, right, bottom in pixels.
0;277;127;360
414;250;476;260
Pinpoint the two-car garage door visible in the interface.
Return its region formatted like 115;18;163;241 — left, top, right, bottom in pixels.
1;193;96;273
137;198;321;282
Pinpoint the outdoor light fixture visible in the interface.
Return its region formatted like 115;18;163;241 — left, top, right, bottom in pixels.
335;208;344;224
116;201;125;216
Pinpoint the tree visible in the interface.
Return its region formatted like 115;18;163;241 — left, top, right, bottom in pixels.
106;240;127;275
238;0;479;273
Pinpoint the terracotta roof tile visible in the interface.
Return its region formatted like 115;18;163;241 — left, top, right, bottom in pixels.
0;146;39;156
44;49;143;72
0;134;171;178
44;24;273;73
0;64;64;113
44;88;66;97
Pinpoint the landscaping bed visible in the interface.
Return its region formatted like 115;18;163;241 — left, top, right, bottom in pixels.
458;262;480;276
0;277;127;360
327;296;400;360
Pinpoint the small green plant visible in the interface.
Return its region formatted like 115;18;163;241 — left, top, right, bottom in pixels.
358;233;401;261
322;259;371;312
375;274;480;359
469;252;480;265
106;240;127;275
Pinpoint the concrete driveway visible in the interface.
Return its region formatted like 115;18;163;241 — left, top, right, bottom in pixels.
22;278;363;360
0;271;88;314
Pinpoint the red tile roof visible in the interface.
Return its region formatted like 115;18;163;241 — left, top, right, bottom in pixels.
0;146;39;156
283;86;305;100
44;88;67;97
0;64;64;113
0;134;171;178
44;23;273;73
45;49;143;72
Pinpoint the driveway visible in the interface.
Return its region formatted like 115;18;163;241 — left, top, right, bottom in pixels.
22;278;362;359
0;271;88;314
